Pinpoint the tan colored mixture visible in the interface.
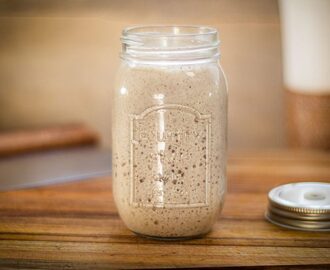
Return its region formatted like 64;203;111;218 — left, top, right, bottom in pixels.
112;62;227;238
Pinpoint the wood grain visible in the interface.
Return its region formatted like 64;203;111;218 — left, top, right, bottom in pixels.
0;150;329;269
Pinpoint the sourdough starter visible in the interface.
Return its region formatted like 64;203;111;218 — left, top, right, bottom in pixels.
112;62;227;238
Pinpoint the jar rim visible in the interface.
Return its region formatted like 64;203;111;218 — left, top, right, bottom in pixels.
123;25;218;38
121;25;220;64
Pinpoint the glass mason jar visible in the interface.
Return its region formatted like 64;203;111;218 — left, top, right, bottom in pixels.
112;26;227;239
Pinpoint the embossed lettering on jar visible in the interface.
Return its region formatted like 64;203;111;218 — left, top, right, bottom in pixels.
112;26;228;239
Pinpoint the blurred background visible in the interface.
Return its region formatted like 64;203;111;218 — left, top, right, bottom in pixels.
0;0;284;151
0;0;329;153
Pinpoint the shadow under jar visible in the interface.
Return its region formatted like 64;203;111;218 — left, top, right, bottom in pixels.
112;25;228;239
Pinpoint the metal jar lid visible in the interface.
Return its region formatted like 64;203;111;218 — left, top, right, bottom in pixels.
265;182;330;231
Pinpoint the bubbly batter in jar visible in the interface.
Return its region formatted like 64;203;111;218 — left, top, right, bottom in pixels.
113;26;227;239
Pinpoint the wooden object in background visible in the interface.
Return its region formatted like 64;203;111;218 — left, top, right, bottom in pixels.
286;90;330;150
0;124;99;156
0;150;329;269
0;0;284;149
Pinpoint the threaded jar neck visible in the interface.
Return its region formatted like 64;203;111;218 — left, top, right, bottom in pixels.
121;25;220;65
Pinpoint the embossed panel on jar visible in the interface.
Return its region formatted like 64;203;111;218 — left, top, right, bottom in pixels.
130;104;211;208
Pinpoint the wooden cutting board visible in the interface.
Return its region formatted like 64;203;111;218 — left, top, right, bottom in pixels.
0;124;98;157
0;150;329;269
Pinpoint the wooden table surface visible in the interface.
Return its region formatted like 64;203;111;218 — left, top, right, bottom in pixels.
0;150;329;269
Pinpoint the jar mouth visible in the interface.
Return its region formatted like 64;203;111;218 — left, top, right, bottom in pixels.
121;25;220;64
123;25;218;38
